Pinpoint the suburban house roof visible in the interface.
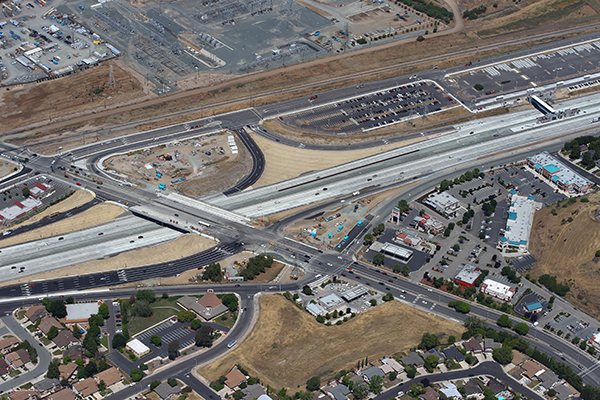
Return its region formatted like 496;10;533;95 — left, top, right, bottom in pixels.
382;358;404;372
463;337;482;353
25;305;47;322
522;360;545;379
440;383;461;399
73;377;98;397
484;338;502;351
443;346;465;362
0;337;20;351
362;366;384;381
419;386;439;400
38;317;63;335
34;378;60;393
225;369;247;389
538;369;559;386
327;385;350;400
64;344;83;359
95;367;122;387
379;364;394;375
59;363;78;381
400;352;424;366
52;330;77;349
44;389;76;400
9;390;40;400
512;349;528;365
242;384;265;400
554;384;576;400
463;379;483;395
154;382;181;400
486;378;506;395
6;348;31;367
0;358;9;375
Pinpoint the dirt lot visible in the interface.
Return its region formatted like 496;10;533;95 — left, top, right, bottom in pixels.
529;193;600;319
104;132;252;196
0;201;124;247
251;128;424;187
199;294;465;389
0;160;18;179
0;233;214;287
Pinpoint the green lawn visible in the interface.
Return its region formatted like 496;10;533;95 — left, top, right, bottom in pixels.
17;310;26;320
99;336;109;350
53;350;62;356
129;304;182;335
213;312;236;328
40;337;52;346
9;370;21;377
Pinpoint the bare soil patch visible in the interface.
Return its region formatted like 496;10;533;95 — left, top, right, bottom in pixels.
0;234;213;287
529;193;600;319
0;160;18;179
199;294;465;389
0;201;124;247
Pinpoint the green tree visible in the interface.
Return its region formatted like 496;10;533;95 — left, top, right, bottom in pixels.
98;303;109;319
306;376;320;391
497;314;513;328
168;340;180;360
190;319;202;330
474;84;484;91
133;301;153;318
177;310;196;322
130;369;143;382
369;299;377;306
401;265;410;276
547;389;556;398
492;345;513;365
47;358;60;380
204;263;223;282
22;187;30;197
372;223;385;236
364;234;374;245
97;380;106;392
220;293;239;312
416;35;425;42
373;253;385;266
136;289;156;303
464;316;487;330
47;325;59;340
388;371;397;381
513;323;529;336
353;382;369;399
150;380;162;390
369;375;383;394
303;286;313;295
195;325;214;347
449;301;471;313
382;293;394;302
112;333;127;349
150;335;162;347
45;300;67;319
405;365;417;379
424;355;439;371
168;378;177;387
465;353;475;365
418;332;441;350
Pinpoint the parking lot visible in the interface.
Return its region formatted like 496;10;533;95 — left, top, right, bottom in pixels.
494;166;566;206
546;313;599;342
510;254;537;272
283;80;454;134
362;229;429;272
449;39;600;100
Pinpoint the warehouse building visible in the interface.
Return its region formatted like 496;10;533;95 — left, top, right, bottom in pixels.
454;264;482;287
497;194;542;253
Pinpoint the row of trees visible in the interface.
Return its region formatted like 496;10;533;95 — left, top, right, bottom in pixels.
439;168;484;192
538;274;570;297
397;0;453;23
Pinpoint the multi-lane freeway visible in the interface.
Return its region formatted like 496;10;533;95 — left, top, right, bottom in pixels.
3;31;600;399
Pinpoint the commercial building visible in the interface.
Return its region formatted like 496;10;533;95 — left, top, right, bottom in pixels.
527;151;592;193
411;214;444;234
341;285;368;302
319;293;345;311
497;194;541;253
454;264;482;287
65;302;100;323
177;289;229;321
126;339;150;358
480;278;516;302
395;229;422;247
376;242;413;262
0;198;42;223
424;192;460;217
306;303;326;317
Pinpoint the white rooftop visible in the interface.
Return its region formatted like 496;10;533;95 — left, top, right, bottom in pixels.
65;303;100;322
502;194;540;247
127;339;150;355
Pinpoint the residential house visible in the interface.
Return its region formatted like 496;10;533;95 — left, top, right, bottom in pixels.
0;358;9;375
486;379;506;396
242;384;265;400
429;348;445;360
25;305;47;322
178;289;229;321
0;337;20;353
443;346;465;362
463;379;483;397
483;338;501;353
38;317;63;335
512;349;528;366
59;363;78;381
257;395;273;400
52;330;78;349
400;352;424;367
419;386;439;400
94;367;122;388
73;377;98;397
362;366;384;382
9;390;39;400
327;385;350;400
440;383;461;399
64;344;83;360
154;382;181;400
44;389;76;400
381;358;404;373
6;348;31;368
522;360;545;380
538;369;559;388
225;369;247;389
554;384;578;400
33;378;60;396
463;337;482;354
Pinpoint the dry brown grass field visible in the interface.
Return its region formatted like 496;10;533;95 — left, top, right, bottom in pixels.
199;294;465;390
529;193;600;319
